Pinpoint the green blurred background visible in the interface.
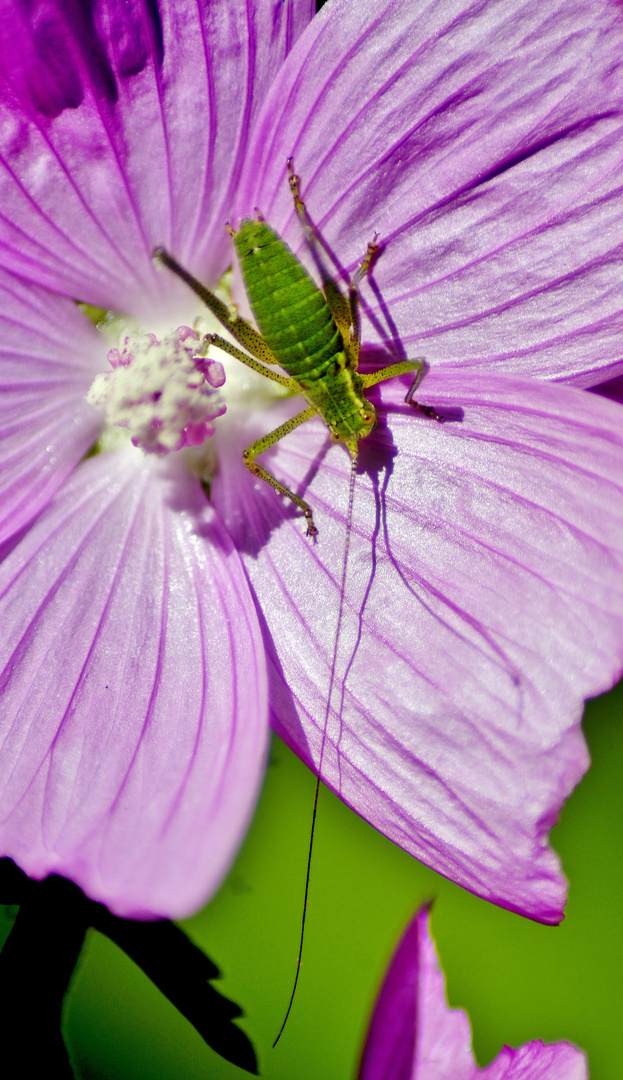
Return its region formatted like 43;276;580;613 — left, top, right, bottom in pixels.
53;679;623;1077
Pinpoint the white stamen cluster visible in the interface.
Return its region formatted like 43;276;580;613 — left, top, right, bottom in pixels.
87;327;226;455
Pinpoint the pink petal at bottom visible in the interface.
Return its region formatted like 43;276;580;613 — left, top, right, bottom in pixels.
359;907;587;1080
213;369;623;923
0;448;268;918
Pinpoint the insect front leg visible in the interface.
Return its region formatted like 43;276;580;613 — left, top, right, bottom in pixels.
243;405;320;537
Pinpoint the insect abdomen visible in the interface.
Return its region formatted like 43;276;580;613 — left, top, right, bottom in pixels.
233;220;341;380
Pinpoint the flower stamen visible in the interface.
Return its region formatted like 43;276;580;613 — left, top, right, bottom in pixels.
86;327;226;455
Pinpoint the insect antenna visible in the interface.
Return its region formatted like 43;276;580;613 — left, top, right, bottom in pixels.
273;456;358;1047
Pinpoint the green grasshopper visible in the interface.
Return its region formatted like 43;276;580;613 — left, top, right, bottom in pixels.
157;168;441;1039
155;161;438;536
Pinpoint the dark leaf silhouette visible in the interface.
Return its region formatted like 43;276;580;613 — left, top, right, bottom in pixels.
93;907;258;1073
0;859;258;1076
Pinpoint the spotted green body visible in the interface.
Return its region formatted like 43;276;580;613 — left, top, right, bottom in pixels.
232;219;376;445
155;162;436;536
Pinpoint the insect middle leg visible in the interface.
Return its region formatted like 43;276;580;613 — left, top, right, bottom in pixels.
243;405;320;537
403;364;444;420
154;247;283;368
205;333;295;389
360;360;443;420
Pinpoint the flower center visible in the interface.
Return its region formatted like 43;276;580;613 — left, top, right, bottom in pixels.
86;326;226;455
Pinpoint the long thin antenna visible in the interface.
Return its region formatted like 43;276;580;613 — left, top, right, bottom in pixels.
273;457;358;1048
271;771;321;1048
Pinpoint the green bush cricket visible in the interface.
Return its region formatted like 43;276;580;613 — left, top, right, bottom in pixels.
154;160;439;536
155;164;442;1040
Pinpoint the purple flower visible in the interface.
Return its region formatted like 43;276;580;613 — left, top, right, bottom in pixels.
1;0;623;920
358;906;587;1080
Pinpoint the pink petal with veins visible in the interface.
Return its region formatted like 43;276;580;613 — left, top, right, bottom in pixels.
0;448;268;917
359;907;587;1079
241;0;623;386
0;0;314;314
0;268;104;543
213;370;623;921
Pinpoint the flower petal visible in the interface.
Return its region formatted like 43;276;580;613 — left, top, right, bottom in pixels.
0;267;104;545
0;0;314;313
241;0;623;386
358;907;587;1080
213;371;623;921
0;448;268;918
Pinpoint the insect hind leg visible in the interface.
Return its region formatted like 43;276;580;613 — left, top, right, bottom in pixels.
243;404;319;537
347;235;379;360
287;158;321;253
287;160;352;334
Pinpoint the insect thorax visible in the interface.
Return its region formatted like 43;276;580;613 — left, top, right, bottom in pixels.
299;361;377;442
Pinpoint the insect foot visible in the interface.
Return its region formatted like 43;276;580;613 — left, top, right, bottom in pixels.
407;399;445;422
404;366;444;422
